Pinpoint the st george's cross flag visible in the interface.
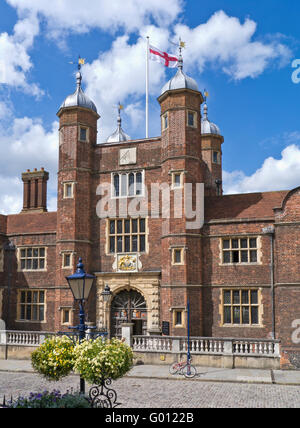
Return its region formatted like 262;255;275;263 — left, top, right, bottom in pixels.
149;45;178;68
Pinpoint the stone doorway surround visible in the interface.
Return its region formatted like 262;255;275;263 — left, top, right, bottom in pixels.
95;271;161;336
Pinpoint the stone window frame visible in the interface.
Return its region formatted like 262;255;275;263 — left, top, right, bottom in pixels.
219;236;262;265
63;181;75;199
111;170;145;199
170;246;186;266
60;306;73;326
16;289;46;323
17;246;48;272
170;306;186;328
161;112;169;131
61;251;74;269
106;217;148;255
186;109;197;128
220;288;262;327
170;170;185;190
212;150;221;165
78;125;89;143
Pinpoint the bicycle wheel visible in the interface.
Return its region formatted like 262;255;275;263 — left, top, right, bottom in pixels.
182;364;197;378
169;363;179;375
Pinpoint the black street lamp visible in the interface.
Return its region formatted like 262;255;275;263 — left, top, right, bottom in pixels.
101;284;112;335
101;284;112;303
66;258;96;394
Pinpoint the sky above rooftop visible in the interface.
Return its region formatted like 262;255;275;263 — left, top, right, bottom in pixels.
0;0;300;213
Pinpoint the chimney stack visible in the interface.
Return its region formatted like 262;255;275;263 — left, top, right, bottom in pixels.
21;168;49;213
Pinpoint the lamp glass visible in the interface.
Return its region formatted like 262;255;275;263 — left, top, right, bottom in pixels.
101;285;112;302
68;277;85;301
84;277;94;300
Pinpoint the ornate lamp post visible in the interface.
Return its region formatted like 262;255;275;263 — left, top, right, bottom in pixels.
66;258;96;394
100;284;112;336
101;284;112;303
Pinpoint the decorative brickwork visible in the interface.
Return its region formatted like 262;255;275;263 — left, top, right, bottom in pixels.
0;73;299;368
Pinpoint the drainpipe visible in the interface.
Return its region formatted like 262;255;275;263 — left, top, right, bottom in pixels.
262;226;275;339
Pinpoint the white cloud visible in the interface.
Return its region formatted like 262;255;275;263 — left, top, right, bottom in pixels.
0;12;42;96
223;144;300;194
174;10;292;79
0;116;58;214
0;176;23;214
6;0;183;36
82;25;170;141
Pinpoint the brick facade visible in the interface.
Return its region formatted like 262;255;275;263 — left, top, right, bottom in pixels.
0;74;299;368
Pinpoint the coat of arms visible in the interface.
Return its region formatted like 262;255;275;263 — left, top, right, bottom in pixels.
118;255;137;271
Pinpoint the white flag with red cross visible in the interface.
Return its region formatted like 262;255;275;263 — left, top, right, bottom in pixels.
149;45;178;68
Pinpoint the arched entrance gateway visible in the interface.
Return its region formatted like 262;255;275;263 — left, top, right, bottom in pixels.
95;273;161;336
110;290;147;338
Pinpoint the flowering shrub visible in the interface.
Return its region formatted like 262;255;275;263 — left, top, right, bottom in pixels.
31;336;75;381
5;390;91;408
73;337;133;384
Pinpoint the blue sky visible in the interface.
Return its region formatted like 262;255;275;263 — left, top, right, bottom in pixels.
1;0;300;213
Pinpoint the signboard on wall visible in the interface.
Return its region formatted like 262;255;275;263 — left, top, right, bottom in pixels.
162;321;170;336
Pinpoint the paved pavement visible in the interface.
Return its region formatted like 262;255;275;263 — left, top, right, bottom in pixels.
0;360;299;408
0;359;300;385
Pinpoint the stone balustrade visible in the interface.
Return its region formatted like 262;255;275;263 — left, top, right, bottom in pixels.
0;329;281;368
132;335;280;358
0;330;53;346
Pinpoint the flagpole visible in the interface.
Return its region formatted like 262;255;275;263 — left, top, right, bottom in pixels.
146;36;149;139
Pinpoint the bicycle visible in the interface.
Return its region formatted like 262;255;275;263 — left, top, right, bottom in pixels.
169;358;197;378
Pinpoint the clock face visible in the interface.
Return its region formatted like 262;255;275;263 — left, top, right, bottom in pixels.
119;147;136;165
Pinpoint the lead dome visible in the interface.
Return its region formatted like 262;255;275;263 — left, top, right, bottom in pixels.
106;104;130;143
201;103;221;136
160;53;199;95
59;71;97;114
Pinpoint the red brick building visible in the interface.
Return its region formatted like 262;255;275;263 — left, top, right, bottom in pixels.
0;63;299;367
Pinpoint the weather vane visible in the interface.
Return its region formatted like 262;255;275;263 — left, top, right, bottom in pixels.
203;89;209;103
69;55;86;71
113;102;124;115
169;38;186;53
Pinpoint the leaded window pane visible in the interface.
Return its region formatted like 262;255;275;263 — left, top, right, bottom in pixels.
241;250;248;262
233;291;240;305
251;307;258;324
223;240;230;249
224;291;231;304
114;174;119;197
224;306;231;323
242;290;249;304
140;235;145;252
242;307;250;324
223;252;230;263
251;290;258;304
110;237;115;253
132;235;138;252
117;236;123;252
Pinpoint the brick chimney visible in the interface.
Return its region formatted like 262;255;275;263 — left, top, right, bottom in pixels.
21;168;49;213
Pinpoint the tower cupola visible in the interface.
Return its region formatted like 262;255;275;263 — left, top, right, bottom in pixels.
160;44;199;96
201;102;221;136
58;70;98;115
106;103;130;143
